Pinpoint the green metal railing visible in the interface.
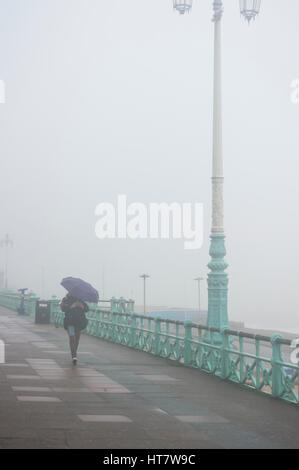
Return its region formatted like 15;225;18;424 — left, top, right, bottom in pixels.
0;290;298;404
0;290;39;316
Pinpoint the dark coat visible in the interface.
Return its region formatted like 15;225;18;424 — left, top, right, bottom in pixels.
60;295;89;331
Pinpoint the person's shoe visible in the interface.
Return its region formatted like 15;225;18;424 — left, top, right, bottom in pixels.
72;357;77;366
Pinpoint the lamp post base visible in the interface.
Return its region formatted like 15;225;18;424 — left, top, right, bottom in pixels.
205;233;229;346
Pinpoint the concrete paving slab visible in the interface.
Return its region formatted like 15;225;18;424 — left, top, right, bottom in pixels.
17;396;62;402
78;415;133;423
175;415;229;423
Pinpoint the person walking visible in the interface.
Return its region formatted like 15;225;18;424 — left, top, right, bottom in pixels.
60;293;89;365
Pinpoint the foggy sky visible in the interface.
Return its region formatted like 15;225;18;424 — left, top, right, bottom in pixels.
0;0;298;331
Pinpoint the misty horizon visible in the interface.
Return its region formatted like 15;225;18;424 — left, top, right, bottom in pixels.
0;0;298;332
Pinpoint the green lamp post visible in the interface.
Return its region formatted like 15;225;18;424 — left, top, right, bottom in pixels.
174;0;261;343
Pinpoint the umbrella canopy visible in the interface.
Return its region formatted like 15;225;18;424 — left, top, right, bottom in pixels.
61;277;99;304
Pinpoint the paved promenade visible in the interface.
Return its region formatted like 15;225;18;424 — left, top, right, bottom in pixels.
0;307;298;449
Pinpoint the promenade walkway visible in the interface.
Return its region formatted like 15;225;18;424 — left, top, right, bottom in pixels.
0;306;298;449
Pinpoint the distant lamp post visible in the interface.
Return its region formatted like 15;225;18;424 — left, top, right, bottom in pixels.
1;234;13;289
173;0;193;15
140;274;150;315
239;0;261;22
194;277;204;314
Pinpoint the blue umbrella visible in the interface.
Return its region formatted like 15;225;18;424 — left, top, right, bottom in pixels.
61;277;99;303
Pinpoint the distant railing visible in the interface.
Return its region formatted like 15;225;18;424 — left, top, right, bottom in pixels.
0;290;39;316
0;290;298;405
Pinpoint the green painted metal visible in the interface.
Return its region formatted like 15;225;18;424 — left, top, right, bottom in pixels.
271;334;284;398
25;291;40;317
0;290;298;405
154;318;162;356
0;291;21;311
206;233;229;344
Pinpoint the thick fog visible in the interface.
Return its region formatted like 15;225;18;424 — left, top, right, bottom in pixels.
0;0;298;331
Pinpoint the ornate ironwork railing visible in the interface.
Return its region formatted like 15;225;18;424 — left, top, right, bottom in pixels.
0;290;298;405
